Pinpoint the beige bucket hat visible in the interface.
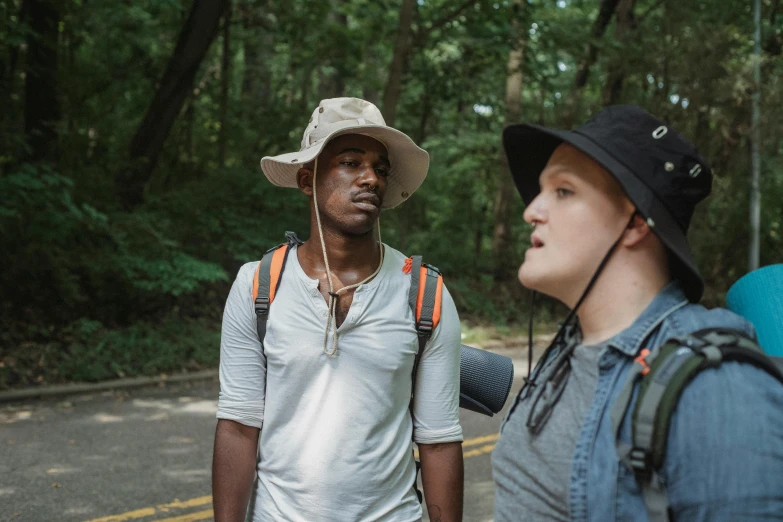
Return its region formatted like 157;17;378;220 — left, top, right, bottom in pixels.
260;97;429;209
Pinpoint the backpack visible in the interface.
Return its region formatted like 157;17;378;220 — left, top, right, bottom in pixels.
250;232;443;393
611;328;783;522
249;231;444;503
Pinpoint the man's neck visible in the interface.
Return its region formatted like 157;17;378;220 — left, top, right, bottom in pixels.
298;225;381;277
574;272;670;347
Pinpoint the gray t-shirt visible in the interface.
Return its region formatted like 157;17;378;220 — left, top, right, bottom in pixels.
492;342;603;521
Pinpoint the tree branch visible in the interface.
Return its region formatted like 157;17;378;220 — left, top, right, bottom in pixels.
414;0;476;46
764;0;781;56
635;0;665;26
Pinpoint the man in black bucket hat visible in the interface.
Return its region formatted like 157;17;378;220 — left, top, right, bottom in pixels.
492;105;783;521
505;105;710;302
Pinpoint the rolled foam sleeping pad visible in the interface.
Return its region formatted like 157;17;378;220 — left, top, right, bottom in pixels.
459;344;515;416
726;264;783;360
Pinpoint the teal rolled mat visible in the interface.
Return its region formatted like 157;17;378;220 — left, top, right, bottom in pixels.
727;264;783;357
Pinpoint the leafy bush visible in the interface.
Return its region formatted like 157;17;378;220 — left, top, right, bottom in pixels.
0;314;221;388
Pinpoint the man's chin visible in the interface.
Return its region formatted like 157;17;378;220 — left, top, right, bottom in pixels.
518;265;551;294
340;216;379;237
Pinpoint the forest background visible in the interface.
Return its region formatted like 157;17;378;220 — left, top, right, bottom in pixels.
1;0;781;389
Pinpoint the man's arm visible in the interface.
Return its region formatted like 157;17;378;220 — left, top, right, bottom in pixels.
411;285;464;519
212;419;260;522
664;362;783;521
419;442;464;522
213;263;267;521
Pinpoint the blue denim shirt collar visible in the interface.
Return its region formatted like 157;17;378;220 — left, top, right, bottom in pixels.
604;281;690;358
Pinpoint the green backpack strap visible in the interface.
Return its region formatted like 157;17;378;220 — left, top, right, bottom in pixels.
252;232;303;357
611;328;783;522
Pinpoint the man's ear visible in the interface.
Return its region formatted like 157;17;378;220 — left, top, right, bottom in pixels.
297;167;314;196
623;213;655;247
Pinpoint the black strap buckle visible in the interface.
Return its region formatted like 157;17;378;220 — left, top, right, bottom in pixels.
678;335;709;351
285;231;303;246
417;319;433;336
254;296;270;316
629;447;651;475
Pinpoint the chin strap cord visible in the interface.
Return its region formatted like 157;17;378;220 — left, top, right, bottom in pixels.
312;155;384;356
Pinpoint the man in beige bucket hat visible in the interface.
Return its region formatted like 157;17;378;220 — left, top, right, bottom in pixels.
213;98;464;521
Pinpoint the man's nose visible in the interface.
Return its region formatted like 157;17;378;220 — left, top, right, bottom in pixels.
523;193;546;225
357;164;380;189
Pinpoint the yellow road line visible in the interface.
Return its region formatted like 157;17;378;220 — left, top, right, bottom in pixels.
462;433;499;448
85;496;212;522
463;443;496;458
414;432;499;458
86;434;500;522
153;509;214;522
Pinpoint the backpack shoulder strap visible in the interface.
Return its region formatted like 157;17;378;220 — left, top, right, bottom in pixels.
251;232;303;356
404;254;444;504
612;327;783;522
406;255;444;401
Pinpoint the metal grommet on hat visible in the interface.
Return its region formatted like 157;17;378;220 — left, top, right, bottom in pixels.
665;162;674;172
652;126;668;139
646;217;656;228
319;107;324;113
401;191;409;199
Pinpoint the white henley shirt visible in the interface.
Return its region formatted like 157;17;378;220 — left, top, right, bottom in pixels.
217;244;463;521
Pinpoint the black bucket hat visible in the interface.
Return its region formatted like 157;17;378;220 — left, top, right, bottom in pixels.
503;105;712;302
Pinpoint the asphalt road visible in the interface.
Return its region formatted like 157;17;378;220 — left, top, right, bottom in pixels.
1;347;532;522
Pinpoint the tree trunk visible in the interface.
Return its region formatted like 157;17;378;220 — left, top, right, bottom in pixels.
1;0;27;164
491;0;527;280
381;0;479;126
218;0;231;168
381;0;416;125
241;11;271;103
117;0;229;209
564;0;621;126
319;5;348;99
24;0;61;163
602;0;636;105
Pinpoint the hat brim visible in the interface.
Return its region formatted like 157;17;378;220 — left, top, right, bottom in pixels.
503;123;704;302
260;125;429;209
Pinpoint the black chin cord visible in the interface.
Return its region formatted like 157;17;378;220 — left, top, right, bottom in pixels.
527;290;538;379
510;213;637;425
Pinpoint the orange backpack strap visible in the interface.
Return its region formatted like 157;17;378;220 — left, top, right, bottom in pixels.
405;254;443;504
252;232;303;357
406;255;443;401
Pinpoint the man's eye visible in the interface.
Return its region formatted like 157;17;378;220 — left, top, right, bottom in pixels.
340;161;358;167
375;168;390;177
555;188;573;198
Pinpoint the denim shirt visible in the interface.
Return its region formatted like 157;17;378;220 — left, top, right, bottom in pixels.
504;282;783;521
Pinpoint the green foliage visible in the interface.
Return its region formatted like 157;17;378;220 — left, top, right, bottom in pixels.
0;314;221;388
0;164;228;332
1;0;782;387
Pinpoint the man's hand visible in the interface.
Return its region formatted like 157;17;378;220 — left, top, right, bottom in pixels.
212;419;260;522
418;441;464;522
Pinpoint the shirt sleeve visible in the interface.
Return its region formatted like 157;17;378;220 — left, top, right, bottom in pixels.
216;261;266;429
663;360;783;521
411;284;464;444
